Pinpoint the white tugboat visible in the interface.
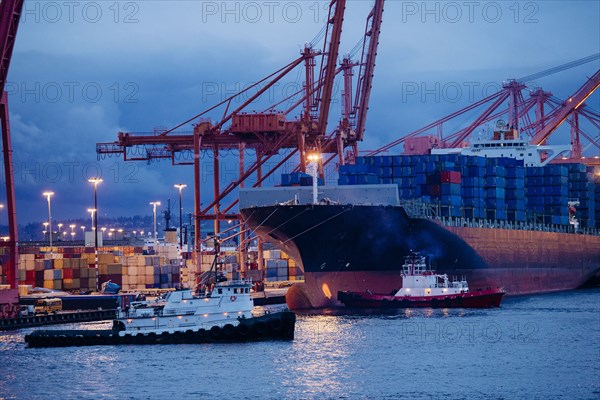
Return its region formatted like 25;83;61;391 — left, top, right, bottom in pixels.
114;280;254;336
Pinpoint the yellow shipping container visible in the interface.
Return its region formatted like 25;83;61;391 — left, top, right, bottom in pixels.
53;258;63;269
18;285;31;296
43;280;54;289
99;254;113;264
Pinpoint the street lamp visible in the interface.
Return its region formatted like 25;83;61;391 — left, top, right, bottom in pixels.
69;224;75;241
0;203;4;236
88;178;102;253
174;184;187;273
80;226;85;240
43;192;54;249
58;223;63;238
43;222;49;241
150;201;161;249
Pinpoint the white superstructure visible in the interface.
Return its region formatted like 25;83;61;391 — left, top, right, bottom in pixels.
115;279;253;336
431;120;570;167
394;255;469;297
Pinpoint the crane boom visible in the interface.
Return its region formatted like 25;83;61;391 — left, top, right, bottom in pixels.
354;0;384;141
0;0;23;94
316;0;347;138
530;70;600;145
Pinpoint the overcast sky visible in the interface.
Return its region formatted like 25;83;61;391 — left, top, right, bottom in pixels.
4;0;600;223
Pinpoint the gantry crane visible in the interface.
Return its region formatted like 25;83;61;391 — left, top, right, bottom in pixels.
368;55;600;165
0;0;24;316
97;0;386;275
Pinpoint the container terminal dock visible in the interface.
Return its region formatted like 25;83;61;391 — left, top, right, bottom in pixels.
0;0;599;321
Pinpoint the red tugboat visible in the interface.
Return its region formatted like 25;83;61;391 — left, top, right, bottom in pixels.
338;254;505;308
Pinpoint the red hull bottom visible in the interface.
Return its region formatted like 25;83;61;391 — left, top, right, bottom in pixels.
337;288;505;309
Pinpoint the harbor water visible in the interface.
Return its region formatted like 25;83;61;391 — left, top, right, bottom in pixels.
1;289;598;399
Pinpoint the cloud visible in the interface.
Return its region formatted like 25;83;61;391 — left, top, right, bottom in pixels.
3;0;599;225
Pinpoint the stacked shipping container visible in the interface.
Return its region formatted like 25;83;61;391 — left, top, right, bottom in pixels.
338;154;599;228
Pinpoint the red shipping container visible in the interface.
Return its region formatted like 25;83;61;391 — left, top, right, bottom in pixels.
63;269;73;279
26;271;36;281
440;170;461;184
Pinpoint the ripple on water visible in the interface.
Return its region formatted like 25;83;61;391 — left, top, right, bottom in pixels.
0;289;598;400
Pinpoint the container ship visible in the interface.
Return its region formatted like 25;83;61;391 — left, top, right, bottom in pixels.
240;123;600;309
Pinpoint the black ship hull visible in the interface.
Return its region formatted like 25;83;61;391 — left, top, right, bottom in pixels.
241;205;600;309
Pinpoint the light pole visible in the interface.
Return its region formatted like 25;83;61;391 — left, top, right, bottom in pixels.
174;184;187;248
88;178;102;248
58;223;63;240
43;192;54;250
80;226;85;240
150;201;161;249
87;208;96;245
69;224;75;241
88;178;102;292
43;222;48;241
174;184;187;275
0;203;4;236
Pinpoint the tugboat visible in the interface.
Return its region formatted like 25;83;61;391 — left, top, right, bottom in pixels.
112;279;254;336
338;254;505;308
25;246;296;348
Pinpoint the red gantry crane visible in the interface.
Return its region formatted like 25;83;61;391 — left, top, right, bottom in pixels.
0;0;24;317
367;55;600;166
97;0;386;277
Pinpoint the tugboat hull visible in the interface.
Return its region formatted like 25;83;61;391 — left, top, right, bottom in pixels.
338;289;505;308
